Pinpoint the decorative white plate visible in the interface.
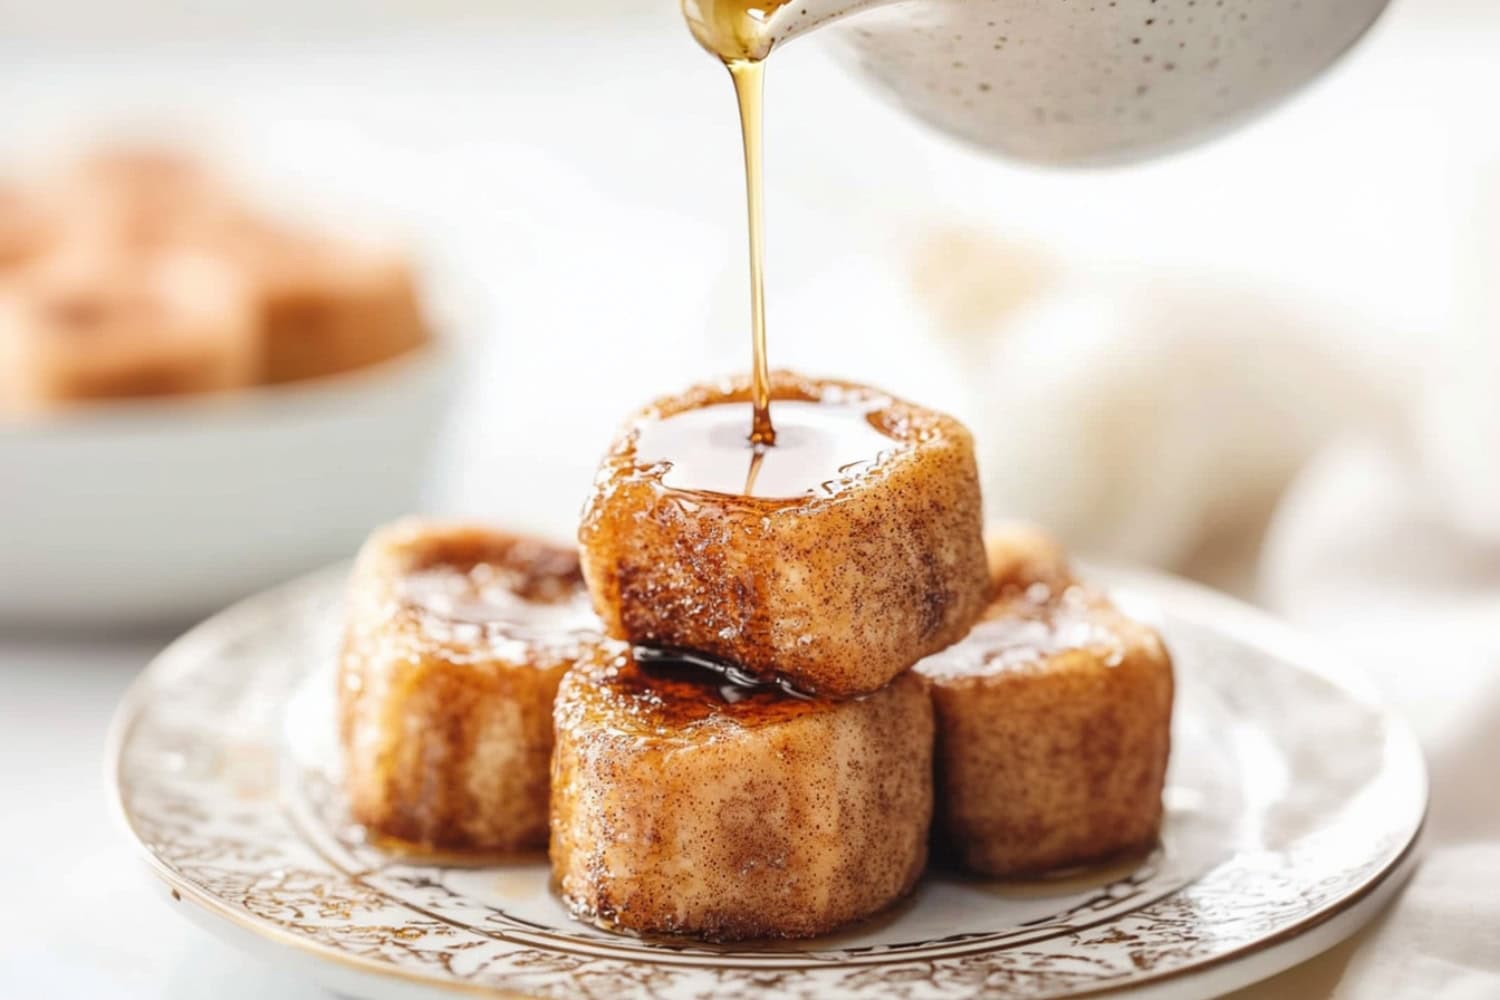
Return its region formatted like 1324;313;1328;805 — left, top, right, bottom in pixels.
108;564;1427;1000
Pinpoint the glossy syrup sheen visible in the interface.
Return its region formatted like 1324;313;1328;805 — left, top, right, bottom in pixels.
398;559;598;648
916;585;1128;680
681;0;792;61
636;647;813;702
577;645;824;734
631;399;899;499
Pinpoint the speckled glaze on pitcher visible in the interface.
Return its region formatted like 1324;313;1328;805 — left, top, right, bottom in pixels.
716;0;1390;164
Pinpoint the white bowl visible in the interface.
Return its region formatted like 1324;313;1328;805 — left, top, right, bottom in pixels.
0;343;456;629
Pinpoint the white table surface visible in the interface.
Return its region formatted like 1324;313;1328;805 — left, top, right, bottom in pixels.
0;636;326;1000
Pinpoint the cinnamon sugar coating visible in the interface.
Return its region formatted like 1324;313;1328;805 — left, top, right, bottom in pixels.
550;643;934;940
917;526;1174;875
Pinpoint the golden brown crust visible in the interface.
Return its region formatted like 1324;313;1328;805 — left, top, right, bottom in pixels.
578;370;990;698
917;527;1173;876
550;644;934;940
339;519;601;852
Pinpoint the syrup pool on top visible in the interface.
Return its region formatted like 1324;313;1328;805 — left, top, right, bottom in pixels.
631;399;901;499
916;586;1128;680
399;562;598;649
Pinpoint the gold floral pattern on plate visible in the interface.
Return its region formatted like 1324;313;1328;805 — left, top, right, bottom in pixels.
109;566;1427;999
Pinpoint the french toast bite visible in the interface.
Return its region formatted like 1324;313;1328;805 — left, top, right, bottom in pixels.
917;526;1173;876
0;249;255;413
983;520;1075;596
578;371;990;698
339;520;601;852
550;643;934;940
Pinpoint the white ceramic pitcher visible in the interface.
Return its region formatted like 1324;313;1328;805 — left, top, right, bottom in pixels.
687;0;1391;164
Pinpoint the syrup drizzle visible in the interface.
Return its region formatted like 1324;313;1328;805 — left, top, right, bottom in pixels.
635;645;813;701
729;59;776;447
683;0;792;446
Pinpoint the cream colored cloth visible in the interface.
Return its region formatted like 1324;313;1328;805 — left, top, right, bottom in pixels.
908;164;1500;996
1228;440;1500;998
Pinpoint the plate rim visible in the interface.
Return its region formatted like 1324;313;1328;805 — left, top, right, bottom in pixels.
105;561;1429;1000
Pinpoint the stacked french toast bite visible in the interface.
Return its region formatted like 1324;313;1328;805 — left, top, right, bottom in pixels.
338;373;1174;942
552;372;989;937
551;646;934;939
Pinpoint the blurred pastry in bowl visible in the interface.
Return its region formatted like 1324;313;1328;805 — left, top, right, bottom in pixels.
0;184;55;268
52;147;431;385
0;144;432;408
224;224;429;384
341;520;602;852
917;525;1174;876
0;144;454;627
54;146;237;249
0;249;255;414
